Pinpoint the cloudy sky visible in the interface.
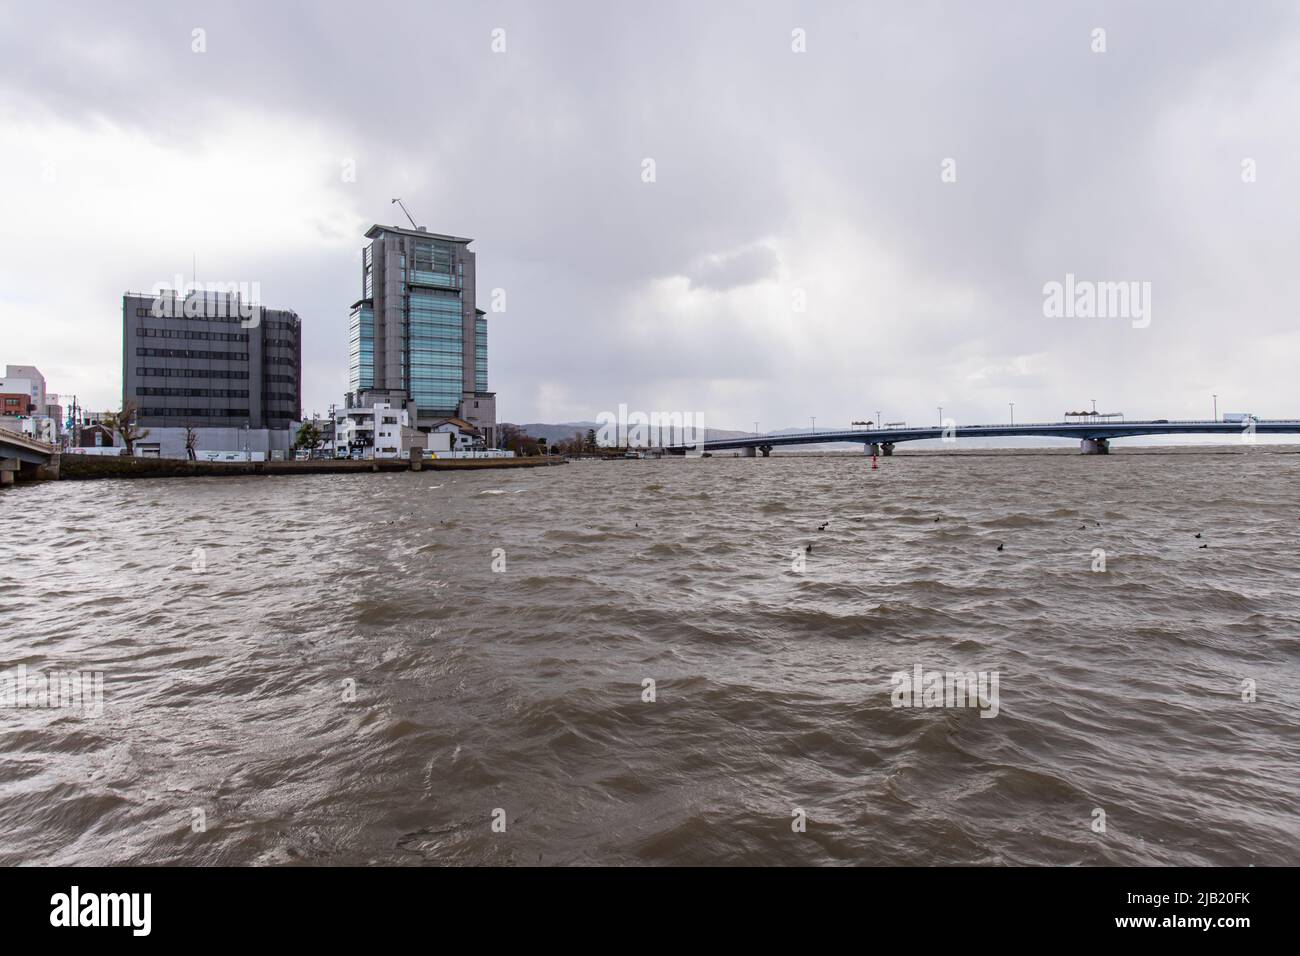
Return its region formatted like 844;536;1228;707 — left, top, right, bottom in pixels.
3;0;1299;432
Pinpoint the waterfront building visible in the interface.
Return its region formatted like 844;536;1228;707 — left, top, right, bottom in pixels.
0;367;60;441
121;290;303;458
78;424;115;448
347;224;496;446
331;402;417;460
2;366;46;416
428;417;482;453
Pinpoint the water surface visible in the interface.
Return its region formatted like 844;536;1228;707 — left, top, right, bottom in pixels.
1;449;1297;865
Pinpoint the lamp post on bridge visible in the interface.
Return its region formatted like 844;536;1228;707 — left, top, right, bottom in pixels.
1213;394;1217;422
754;422;759;437
1009;402;1014;425
810;416;816;433
938;405;943;427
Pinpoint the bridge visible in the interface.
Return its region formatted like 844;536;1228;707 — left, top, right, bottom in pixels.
663;419;1300;456
0;429;59;485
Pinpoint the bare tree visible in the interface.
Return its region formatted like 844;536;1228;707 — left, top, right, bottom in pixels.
183;424;198;460
103;399;150;456
497;422;521;451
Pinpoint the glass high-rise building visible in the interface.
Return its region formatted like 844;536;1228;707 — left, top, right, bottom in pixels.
348;224;495;446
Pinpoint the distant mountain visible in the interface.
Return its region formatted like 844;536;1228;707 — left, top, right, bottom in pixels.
509;422;600;444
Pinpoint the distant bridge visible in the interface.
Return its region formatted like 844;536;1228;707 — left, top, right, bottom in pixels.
662;419;1300;456
0;430;59;485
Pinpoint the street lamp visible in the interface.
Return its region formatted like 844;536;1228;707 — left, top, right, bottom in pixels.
876;411;881;430
810;416;816;433
754;421;760;436
1009;402;1014;425
1213;394;1218;422
938;405;943;426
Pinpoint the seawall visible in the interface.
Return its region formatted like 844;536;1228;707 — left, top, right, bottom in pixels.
56;455;566;481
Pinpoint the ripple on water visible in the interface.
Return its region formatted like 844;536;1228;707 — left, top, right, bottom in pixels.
0;452;1297;865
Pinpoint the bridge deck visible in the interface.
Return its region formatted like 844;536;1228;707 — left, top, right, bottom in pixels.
0;429;58;465
662;420;1300;452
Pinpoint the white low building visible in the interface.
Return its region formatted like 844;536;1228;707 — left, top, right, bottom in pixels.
333;402;412;459
428;417;482;453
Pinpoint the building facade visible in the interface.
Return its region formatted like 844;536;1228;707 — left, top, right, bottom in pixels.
0;367;60;441
123;290;301;430
120;291;302;457
347;224;496;446
332;402;417;460
2;366;46;417
0;391;31;417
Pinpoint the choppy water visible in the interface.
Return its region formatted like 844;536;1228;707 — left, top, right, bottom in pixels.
2;449;1298;866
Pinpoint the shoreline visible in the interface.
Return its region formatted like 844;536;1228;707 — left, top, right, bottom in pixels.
53;454;567;482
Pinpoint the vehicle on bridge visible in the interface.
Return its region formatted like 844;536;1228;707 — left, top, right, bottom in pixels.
1065;410;1124;422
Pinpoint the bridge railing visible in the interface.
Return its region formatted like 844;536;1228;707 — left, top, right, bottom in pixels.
666;418;1300;447
771;418;1294;435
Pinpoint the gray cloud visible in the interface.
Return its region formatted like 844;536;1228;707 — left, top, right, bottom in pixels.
2;1;1299;430
685;244;780;293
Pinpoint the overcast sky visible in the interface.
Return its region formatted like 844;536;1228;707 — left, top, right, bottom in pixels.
3;1;1299;431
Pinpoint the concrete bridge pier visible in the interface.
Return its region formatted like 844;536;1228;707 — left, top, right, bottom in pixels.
740;446;757;458
759;445;772;457
866;443;880;456
880;442;895;456
33;453;59;481
0;457;16;487
1080;438;1110;455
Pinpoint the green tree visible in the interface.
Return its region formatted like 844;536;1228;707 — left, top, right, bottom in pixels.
294;421;322;455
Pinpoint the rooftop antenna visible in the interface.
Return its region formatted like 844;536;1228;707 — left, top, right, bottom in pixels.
391;198;419;230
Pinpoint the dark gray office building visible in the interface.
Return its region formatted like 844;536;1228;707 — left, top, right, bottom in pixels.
120;290;301;456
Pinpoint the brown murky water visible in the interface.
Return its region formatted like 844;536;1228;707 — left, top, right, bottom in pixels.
2;448;1298;865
